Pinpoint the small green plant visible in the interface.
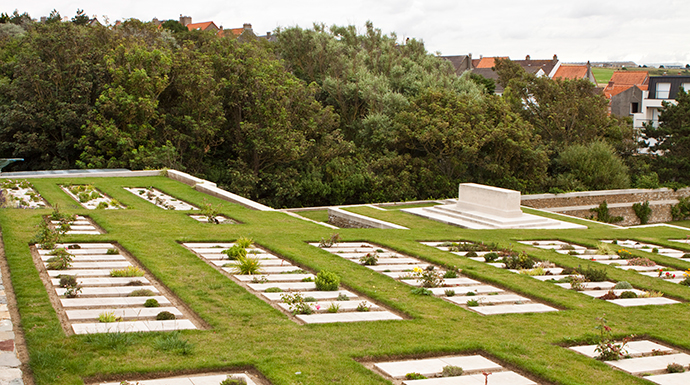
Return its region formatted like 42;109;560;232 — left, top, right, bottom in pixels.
110;266;145;277
318;233;341;248
616;249;633;259
466;299;479;306
465;291;476;296
336;293;349;301
412;265;444;287
594;315;631;361
578;265;608;282
265;287;283;293
667;363;685;373
280;292;313;315
106;248;119;255
64;285;82;298
32;221;62;249
597;243;615;255
405;373;427;380
156;311;176;320
223;245;247;260
619;291;638;299
627;257;655;266
96;201;109;209
144;298;160;307
154;330;194;355
652;247;659;253
98;311;121;323
356;301;370;312
327;303;340;313
589;201;623;223
219;376;247;385
632;201;652;224
58;275;78;288
304;296;317;302
233;256;262;275
501;252;535;270
445;289;456;297
128;289;156;297
520;267;546;276
411;287;432;296
301;277;313;282
235;237;253;248
484;252;499;262
315;271;340;291
200;199;223;224
46;248;74;270
441;365;464;377
613;281;633;290
443;269;458;279
359;252;378;266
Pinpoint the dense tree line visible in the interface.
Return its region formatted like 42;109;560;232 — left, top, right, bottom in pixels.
0;11;675;207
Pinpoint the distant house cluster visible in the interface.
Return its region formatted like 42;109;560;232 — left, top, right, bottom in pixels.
442;54;595;95
149;15;274;41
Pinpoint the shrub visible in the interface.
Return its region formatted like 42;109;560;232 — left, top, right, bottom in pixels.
405;373;426;380
98;311;120;323
356;301;371;312
672;197;690;220
64;285;82;298
632;201;652;224
627;257;655;266
315;271;340;291
219;376;247;385
616;249;633;259
501;252;535;269
620;291;638;299
359;252;378;266
589;201;623;223
128;289;156;297
265;287;283;293
443;269;458;279
280;292;313;314
233;256;262;275
58;275;78;288
110;266;145;277
466;299;480;306
614;281;633;290
441;365;464;377
484;252;499;262
411;287;432;296
578;265;608;282
223;245;247;260
667;363;685;373
556;141;630;191
156;311;176;320
412;266;444;287
445;289;455;297
46;248;74;270
144;299;160;307
234;237;253;248
465;251;478;258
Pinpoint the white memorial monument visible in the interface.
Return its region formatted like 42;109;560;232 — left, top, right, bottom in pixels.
403;183;586;229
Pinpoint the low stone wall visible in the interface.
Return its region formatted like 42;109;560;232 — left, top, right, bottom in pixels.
522;188;690;225
327;207;407;229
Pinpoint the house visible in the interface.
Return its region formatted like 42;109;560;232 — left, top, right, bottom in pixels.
603;71;649;119
455;54;562;95
635;76;690;128
442;54;473;75
553;62;596;84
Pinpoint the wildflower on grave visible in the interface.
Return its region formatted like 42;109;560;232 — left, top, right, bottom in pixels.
413;266;423;274
315;304;321;310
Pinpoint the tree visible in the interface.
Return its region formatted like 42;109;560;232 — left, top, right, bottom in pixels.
553;140;630;191
643;89;690;183
46;9;62;24
71;9;89;25
161;20;186;33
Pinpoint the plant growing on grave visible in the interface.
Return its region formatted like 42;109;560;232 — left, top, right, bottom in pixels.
570;276;586;291
223;245;247;260
589;201;623;223
67;244;81;249
304;297;317;302
219;376;247;385
110;266;145;277
96;201;109;209
483;252;499;262
200;199;223;223
632;201;652;224
594;315;631;361
465;251;478;258
98;311;121;323
156;311;176;320
301;277;313;282
356;301;370;312
235;237;253;248
640;290;664;298
445;289;455;297
412;266;444;288
315;271;340;291
520;267;546;276
613;281;633;290
441;365;464;377
680;269;690;286
106;248;119;255
501;252;535;270
327;303;340;313
671;197;690;220
358;252;378;266
667;363;685;373
619;291;637;299
280;292;313;315
596;243;615;255
336;293;349;301
31;220;63;249
466;299;480;307
627;257;654;266
58;275;78;288
251;276;268;284
46;248;74;270
144;299;160;307
405;373;426;380
318;233;341;248
443;267;459;279
155;330;194;355
411;287;432;296
265;287;282;293
128;289;156;297
616;249;633;259
233;256;262;275
64;285;82;298
577;265;608;282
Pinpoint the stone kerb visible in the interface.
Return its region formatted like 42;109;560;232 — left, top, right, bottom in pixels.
521;187;690;209
327;207;408;229
165;169;216;188
456;183;523;218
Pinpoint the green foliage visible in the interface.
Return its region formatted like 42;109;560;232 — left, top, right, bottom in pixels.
314;271;340;291
127;289;156;297
405;373;427;380
154;331;194;355
318;233;341;248
589;201;623;223
441;365;464;377
234;237;253;248
98;312;120;323
358;252;378;266
444;289;455;297
466;299;480;307
355;301;370;312
483;252;499;262
578;266;609;282
219;376;247;385
46;248;74;270
672;197;690;221
632;201;652;224
411;287;432;296
613;281;633;290
412;266;445;287
554;141;630;191
280;292;313;315
619;291;638;299
501;252;535;270
232;256;262;275
110;266;145;277
144;299;160;307
156;311;176;320
223;245;247;260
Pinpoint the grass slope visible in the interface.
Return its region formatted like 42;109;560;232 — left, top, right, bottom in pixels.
1;176;689;385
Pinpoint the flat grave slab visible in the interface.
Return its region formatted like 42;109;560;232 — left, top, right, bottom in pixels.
402;371;538;384
98;373;257;385
0;179;49;208
61;185;123;209
188;214;236;224
569;340;674;358
34;242;199;334
125;187;198;211
647;371;690;385
50;215;104;234
315;242;558;315
184;242;401;324
606;353;690;375
602;240;689;260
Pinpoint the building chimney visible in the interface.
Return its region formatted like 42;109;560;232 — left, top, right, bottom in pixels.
243;23;252;31
266;31;271;37
40;16;47;23
553;54;558;61
179;15;192;26
525;54;530;60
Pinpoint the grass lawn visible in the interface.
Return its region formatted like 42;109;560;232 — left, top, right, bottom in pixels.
294;209;329;223
592;68;614;85
2;175;690;385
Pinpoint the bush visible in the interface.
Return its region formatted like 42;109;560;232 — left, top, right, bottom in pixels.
672;197;690;220
411;287;432;296
484;252;499;262
58;275;78;288
589;201;623;223
223;245;247;260
614;281;633;290
555;141;630;191
620;291;638;299
359;253;378;266
441;365;464;377
156;311;176;320
578;265;608;282
501;252;535;269
632;201;652;224
46;248;74;270
667;363;686;373
465;251;477;258
315;271;340;291
405;373;426;380
233;256;262;275
128;289;156;297
144;299;160;307
443;269;458;279
110;266;144;277
627;257;655;266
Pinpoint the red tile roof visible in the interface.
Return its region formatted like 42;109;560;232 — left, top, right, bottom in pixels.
186;21;218;31
553;65;588;80
608;71;649;86
218;27;244;37
475;57;508;68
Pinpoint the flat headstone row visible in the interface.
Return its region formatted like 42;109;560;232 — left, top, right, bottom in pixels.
602;239;689;260
99;373;257;385
61;185;123;210
37;243;197;334
124;187;199;211
373;354;538;384
183;243;402;324
516;240;680;306
0;267;23;384
316;242;557;315
0;180;48;209
50;215;103;235
570;340;690;384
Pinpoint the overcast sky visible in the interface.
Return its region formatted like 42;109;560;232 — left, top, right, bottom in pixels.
8;0;690;65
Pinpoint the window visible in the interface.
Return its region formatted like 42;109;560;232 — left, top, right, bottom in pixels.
682;83;690;93
631;102;639;114
656;83;671;99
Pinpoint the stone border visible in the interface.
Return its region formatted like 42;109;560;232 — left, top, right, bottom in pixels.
327;207;408;229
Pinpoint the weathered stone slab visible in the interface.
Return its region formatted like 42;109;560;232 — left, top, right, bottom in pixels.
446;294;527;305
570;340;674;358
100;373;255;385
469;303;557;315
61;296;171;308
247;282;316;291
297;311;402;323
262;291;355;301
608;297;680;306
606;353;690;375
66;307;182;320
647;372;690;385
